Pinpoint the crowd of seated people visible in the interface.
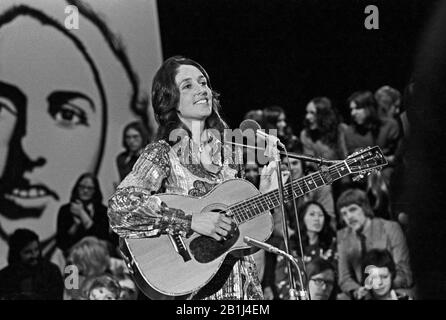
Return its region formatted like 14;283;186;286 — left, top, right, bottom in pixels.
0;84;415;300
244;85;414;300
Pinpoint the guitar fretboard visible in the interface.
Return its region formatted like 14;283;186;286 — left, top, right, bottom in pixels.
228;160;350;224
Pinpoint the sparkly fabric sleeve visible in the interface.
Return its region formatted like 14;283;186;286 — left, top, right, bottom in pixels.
108;141;192;238
222;143;244;179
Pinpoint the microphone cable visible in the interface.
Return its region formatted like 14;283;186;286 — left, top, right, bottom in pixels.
281;146;310;294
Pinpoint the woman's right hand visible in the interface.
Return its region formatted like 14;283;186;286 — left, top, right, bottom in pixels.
70;200;85;217
70;200;92;228
191;211;234;241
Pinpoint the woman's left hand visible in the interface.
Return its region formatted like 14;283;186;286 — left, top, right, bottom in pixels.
258;134;290;193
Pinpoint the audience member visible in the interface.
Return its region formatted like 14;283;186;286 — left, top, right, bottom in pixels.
243;109;264;125
243;149;261;188
116;121;149;181
273;201;336;299
292;201;336;263
64;236;111;300
261;139;335;299
366;170;393;220
340;91;400;185
262;105;299;150
306;257;337;300
336;189;412;300
280;140;336;228
0;229;63;300
81;274;122;300
56;173;115;256
360;249;413;300
374;86;402;121
300;97;347;161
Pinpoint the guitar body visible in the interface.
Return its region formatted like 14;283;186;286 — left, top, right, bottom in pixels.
119;145;387;299
121;179;274;300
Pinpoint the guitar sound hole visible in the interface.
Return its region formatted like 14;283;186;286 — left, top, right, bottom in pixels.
189;226;239;263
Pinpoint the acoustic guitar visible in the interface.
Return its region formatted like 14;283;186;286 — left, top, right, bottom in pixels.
120;146;387;299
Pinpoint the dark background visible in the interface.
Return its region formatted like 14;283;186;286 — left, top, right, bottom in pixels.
157;0;440;130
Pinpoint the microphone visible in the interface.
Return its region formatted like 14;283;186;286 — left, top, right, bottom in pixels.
225;119;340;165
244;236;284;255
239;119;285;149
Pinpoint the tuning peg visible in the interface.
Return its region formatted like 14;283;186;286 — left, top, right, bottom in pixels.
349;150;360;158
352;173;365;182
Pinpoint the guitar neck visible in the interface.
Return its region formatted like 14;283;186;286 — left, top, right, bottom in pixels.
229;160;351;224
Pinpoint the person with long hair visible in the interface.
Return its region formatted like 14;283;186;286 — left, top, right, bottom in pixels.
261;140;335;300
56;173;111;256
262;105;299;150
0;229;63;299
292;201;336;263
116;121;150;181
273;201;337;299
300;97;347;161
264;201;336;300
108;56;279;300
340;91;400;185
374;86;402;121
279;140;336;228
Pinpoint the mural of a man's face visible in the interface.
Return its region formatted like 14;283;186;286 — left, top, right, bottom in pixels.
0;17;104;237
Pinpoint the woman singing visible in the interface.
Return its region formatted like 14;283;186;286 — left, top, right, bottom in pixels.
108;56;277;300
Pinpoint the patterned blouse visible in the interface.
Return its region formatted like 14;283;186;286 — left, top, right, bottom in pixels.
108;136;263;300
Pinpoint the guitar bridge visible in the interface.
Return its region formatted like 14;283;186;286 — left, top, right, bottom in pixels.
168;234;191;262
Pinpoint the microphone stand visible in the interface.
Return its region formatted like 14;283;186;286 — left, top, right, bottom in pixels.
244;236;309;300
269;139;299;299
282;252;309;300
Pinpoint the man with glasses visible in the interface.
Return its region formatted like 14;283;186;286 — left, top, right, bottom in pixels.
306;257;336;300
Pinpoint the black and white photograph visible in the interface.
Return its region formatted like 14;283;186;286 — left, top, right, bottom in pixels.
1;0;445;306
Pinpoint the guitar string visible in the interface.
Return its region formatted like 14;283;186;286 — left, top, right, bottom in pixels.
230;153;379;222
230;160;349;222
230;162;344;222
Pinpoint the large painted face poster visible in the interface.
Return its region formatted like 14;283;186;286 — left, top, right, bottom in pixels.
0;0;162;268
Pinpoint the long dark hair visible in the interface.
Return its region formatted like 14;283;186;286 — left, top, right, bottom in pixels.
151;56;228;145
347;91;381;138
70;173;103;206
121;121;149;150
262;105;285;131
298;201;335;251
7;229;40;265
305;97;339;148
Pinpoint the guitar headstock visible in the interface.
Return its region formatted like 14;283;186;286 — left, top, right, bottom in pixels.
346;146;387;179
